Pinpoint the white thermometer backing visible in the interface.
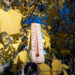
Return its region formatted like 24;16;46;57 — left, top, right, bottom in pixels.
31;23;45;63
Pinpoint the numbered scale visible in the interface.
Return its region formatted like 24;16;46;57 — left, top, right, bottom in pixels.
31;23;45;63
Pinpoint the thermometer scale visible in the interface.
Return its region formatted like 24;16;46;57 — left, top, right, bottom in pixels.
31;23;45;63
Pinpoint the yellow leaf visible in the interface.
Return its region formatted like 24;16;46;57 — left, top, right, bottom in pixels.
63;69;68;75
0;43;4;48
47;26;51;30
18;50;28;64
12;64;17;75
0;9;22;35
27;30;31;51
52;59;62;75
13;50;28;75
14;9;21;13
5;48;11;54
0;50;2;54
60;50;71;56
42;38;45;47
12;60;20;75
38;13;41;18
42;30;50;37
42;29;51;49
12;38;21;51
62;64;69;69
13;50;28;64
41;25;45;28
39;63;51;75
43;35;51;50
23;24;27;26
13;55;18;64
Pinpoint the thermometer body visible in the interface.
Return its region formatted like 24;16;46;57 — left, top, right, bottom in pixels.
31;23;45;63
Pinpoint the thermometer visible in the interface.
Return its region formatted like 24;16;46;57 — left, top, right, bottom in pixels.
31;23;45;63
